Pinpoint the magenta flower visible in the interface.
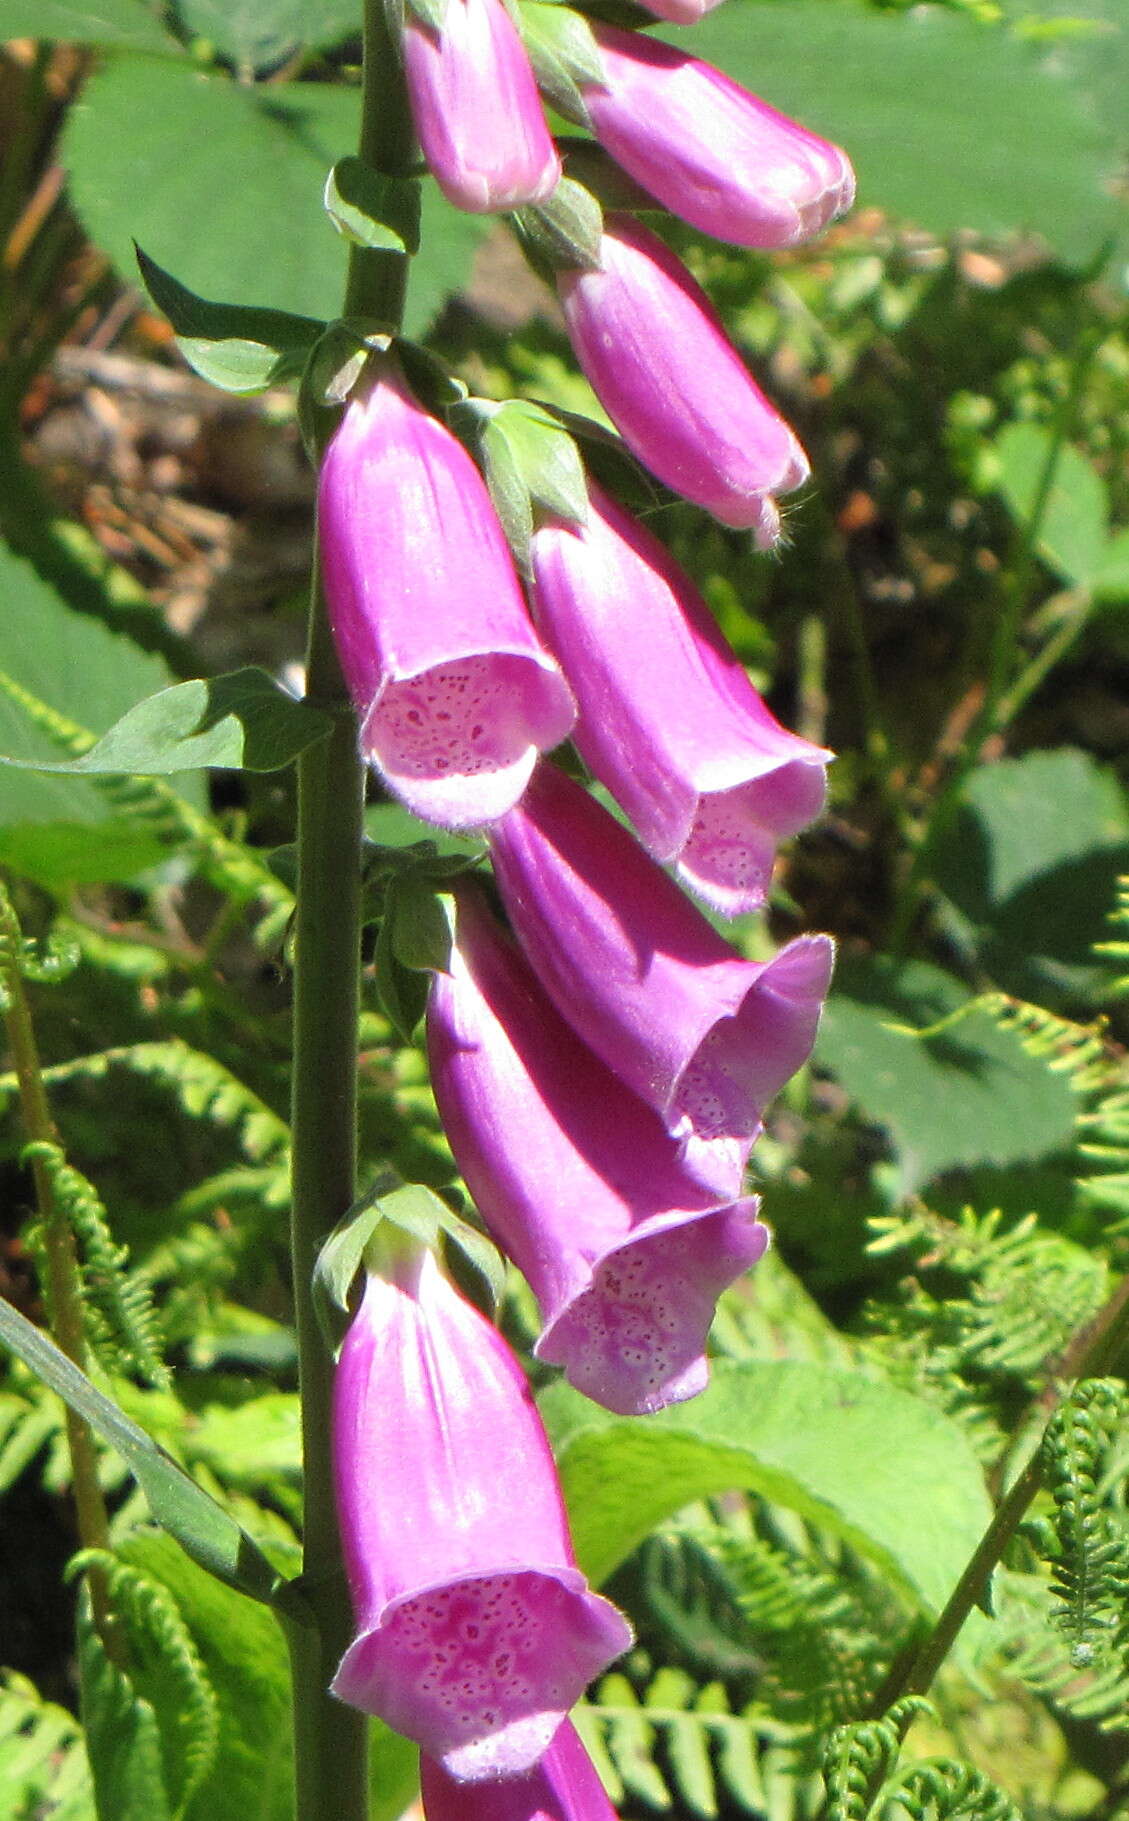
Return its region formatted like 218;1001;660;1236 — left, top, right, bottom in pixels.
489;764;834;1196
557;215;808;544
404;0;561;212
318;360;574;828
331;1239;631;1779
633;0;726;19
584;25;854;250
530;481;830;915
422;1720;619;1820
428;884;768;1414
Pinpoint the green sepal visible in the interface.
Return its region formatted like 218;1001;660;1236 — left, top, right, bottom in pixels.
388;876;457;974
405;0;449;30
0;1295;287;1609
513;176;604;276
519;0;604;127
0;668;333;777
313;1177;505;1352
135;245;324;396
374;909;431;1042
324;157;422;255
469;398;589;569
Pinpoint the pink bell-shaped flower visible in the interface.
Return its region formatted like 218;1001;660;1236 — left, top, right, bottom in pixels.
318;360;575;828
404;0;561;212
530;481;830;915
556;214;808;545
489;764;834;1196
421;1720;620;1819
331;1237;631;1779
584;24;855;250
632;0;726;19
428;884;768;1415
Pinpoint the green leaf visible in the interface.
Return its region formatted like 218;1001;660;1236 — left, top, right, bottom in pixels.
78;1602;175;1821
0;669;331;777
1093;527;1129;602
991;423;1110;589
0;1297;282;1606
543;1360;992;1614
0;545;205;886
0;0;177;49
324;158;422;255
674;1;1121;262
175;0;362;67
931;748;1129;1005
135;249;324;395
66;63;489;334
814;954;1077;1193
0;1672;93;1821
119;1532;294;1821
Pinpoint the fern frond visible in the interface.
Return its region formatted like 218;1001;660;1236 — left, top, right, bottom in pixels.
0;1669;93;1820
882;1757;1022;1820
0;1380;60;1492
71;1549;220;1821
0;1039;290;1164
1093;873;1129;995
823;1701;931;1821
1040;1379;1129;1660
22;1140;170;1388
580;1666;793;1818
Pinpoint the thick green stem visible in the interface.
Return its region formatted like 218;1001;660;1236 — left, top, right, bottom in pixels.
286;7;416;1819
0;885;117;1652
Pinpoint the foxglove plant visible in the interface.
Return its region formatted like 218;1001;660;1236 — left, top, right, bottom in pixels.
427;882;769;1414
331;1234;631;1778
318;356;575;827
529;479;830;914
556;214;809;544
403;0;561;211
581;24;855;250
421;1720;619;1820
489;763;834;1197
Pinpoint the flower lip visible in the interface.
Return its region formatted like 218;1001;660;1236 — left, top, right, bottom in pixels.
420;1717;620;1821
331;1564;630;1781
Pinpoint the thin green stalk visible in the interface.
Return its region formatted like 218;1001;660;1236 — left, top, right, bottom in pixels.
286;7;415;1819
0;883;117;1654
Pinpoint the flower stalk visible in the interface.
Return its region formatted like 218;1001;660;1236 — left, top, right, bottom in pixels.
286;4;416;1817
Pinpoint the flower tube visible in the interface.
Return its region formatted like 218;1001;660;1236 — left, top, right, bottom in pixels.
318;360;574;828
583;24;854;250
530;481;829;914
404;0;561;212
633;0;726;19
489;764;833;1195
421;1720;620;1820
331;1239;631;1779
428;884;768;1414
556;215;808;544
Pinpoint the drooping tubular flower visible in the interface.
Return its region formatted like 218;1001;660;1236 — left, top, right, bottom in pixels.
582;25;855;251
530;480;830;915
428;883;768;1415
331;1237;631;1779
421;1720;620;1820
489;764;834;1197
404;0;561;212
318;359;575;828
632;0;726;20
556;215;808;545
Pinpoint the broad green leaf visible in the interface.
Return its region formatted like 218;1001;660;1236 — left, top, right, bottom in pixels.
1094;527;1129;602
0;0;176;49
0;669;331;777
1008;0;1129;157
814;954;1077;1193
136;249;324;395
78;1603;174;1821
66;63;489;333
543;1360;991;1614
176;0;361;67
119;1532;294;1821
0;1296;281;1606
675;1;1120;262
0;546;205;886
991;423;1110;589
931;748;1129;1004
